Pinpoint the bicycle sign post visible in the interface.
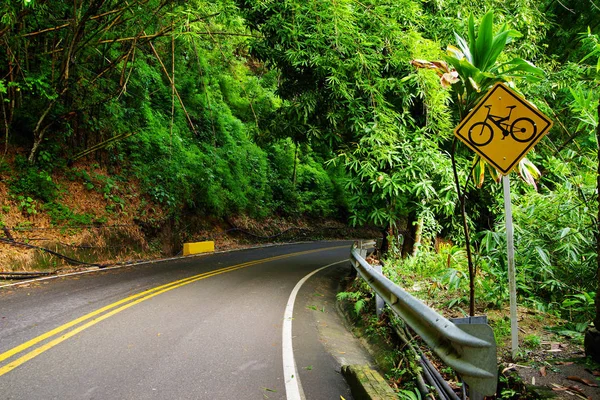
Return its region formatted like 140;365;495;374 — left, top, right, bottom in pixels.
454;82;553;175
454;82;553;360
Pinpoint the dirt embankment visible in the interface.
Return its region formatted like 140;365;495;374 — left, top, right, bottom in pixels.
0;159;377;275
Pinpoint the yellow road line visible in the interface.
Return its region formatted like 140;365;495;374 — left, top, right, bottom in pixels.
0;245;346;376
0;264;240;364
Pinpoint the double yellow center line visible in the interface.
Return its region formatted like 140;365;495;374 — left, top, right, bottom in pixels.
0;245;345;377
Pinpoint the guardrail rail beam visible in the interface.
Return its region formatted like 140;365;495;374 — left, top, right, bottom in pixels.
350;242;498;396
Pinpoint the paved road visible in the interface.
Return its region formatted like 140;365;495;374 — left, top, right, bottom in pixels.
0;241;360;399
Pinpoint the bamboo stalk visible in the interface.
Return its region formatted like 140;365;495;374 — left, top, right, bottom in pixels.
0;92;8;156
147;39;198;136
119;43;135;87
28;97;60;162
98;31;260;44
192;37;217;146
97;33;166;43
90;50;134;84
21;24;71;38
19;5;134;38
71;132;136;161
117;45;136;99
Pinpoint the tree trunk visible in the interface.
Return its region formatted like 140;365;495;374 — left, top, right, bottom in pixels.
28;99;58;162
401;213;416;258
1;92;8;155
292;141;298;186
585;97;600;361
412;216;424;256
450;139;477;316
596;96;600;330
380;223;393;256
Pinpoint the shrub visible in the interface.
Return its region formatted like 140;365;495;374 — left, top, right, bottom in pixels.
9;156;57;202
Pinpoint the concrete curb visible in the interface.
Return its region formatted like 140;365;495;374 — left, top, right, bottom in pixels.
341;364;397;400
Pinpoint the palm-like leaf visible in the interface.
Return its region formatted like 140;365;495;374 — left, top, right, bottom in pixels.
474;11;494;69
447;11;543;101
446;11;545;187
410;11;546;187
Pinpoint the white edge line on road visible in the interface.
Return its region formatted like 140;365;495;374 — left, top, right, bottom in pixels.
0;240;351;289
282;259;349;400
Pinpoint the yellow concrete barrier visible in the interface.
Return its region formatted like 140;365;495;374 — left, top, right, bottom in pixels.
183;241;215;256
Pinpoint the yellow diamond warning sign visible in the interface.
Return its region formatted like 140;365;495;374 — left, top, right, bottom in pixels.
454;83;553;175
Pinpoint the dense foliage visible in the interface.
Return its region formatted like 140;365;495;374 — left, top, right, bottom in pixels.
237;0;599;329
0;0;348;222
1;0;599;336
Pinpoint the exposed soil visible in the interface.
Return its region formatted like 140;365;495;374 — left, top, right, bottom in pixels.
0;157;378;281
489;309;600;399
508;357;600;400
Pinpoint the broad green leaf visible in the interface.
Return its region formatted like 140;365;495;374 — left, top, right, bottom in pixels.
468;77;480;92
475;11;495;69
493;58;545;79
483;30;510;71
467;14;476;62
454;32;472;62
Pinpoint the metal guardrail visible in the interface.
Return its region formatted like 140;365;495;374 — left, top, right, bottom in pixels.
350;241;498;397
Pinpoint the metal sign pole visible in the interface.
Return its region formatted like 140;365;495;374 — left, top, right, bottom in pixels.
451;82;552;361
503;175;519;359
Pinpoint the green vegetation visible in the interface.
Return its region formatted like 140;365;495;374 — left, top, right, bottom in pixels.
1;0;599;378
0;0;348;225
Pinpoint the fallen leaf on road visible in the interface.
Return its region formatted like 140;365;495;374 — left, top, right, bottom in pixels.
551;384;590;399
585;369;600;377
540;366;547;377
567;376;599;387
567;385;593;399
555;361;574;365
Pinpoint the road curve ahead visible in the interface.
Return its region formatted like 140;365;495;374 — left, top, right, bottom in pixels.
0;241;356;399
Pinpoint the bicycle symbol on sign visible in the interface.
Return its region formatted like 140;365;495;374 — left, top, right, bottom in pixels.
468;105;537;147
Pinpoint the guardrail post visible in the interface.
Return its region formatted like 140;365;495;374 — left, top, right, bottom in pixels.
358;241;384;318
374;264;384;317
450;316;489;400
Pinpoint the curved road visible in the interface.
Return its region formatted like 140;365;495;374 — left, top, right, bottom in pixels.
0;241;358;399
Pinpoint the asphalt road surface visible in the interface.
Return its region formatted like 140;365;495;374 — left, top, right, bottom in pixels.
0;241;359;399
